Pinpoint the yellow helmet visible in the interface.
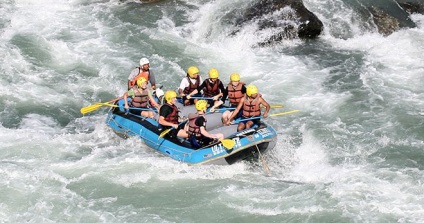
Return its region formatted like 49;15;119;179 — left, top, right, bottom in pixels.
230;73;240;82
187;66;199;78
164;90;177;103
246;84;258;96
136;77;147;87
195;100;208;111
209;68;219;79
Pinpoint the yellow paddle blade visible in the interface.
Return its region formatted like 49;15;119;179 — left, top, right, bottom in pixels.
80;103;103;115
270;105;283;108
269;109;299;117
158;128;172;139
220;139;235;150
80;102;118;115
261;104;284;109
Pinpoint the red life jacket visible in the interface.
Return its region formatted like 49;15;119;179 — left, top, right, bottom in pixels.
129;68;150;88
242;95;261;117
183;75;200;94
163;103;179;124
227;82;245;106
187;113;206;138
203;78;221;97
130;87;150;108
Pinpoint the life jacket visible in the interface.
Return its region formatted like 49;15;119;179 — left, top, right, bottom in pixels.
183;75;200;94
203;78;221;97
187;113;206;138
129;67;150;88
242;95;261;117
130;87;150;108
227;82;245;106
162;103;179;124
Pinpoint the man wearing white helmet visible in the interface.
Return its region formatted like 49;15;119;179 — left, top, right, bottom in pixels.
127;57;156;90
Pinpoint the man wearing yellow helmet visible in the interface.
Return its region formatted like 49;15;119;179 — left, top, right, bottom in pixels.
123;77;160;119
226;84;270;131
158;90;189;139
178;66;203;106
215;72;247;121
127;57;156;90
187;100;224;149
187;68;226;108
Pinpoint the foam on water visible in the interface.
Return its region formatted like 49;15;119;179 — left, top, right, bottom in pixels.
1;0;424;221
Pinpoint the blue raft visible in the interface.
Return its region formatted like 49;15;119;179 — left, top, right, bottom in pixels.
105;99;277;165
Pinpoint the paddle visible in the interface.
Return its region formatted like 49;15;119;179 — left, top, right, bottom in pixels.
184;96;214;100
80;97;121;115
158;119;189;139
220;139;235;149
233;109;299;124
81;102;156;115
214;104;284;112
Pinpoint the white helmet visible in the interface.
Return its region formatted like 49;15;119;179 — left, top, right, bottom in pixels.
139;58;150;66
155;88;164;98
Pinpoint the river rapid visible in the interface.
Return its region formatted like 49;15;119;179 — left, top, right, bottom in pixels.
1;0;424;222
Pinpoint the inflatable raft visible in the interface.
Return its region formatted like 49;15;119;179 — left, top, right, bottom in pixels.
105;99;277;165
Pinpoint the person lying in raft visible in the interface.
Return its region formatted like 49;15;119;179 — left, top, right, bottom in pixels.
226;84;270;131
124;77;160;119
187;100;224;149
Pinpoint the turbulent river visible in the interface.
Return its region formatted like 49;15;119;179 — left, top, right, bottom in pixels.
1;0;424;222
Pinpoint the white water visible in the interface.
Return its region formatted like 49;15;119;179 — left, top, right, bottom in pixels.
1;0;424;222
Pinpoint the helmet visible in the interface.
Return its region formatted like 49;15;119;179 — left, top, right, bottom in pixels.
230;73;240;82
187;66;199;78
195;100;208;111
164;90;177;103
136;77;147;87
155;88;164;99
209;68;219;79
246;84;258;97
139;58;150;66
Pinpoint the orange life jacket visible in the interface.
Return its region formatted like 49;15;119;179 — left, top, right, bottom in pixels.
242;95;261;117
129;68;150;88
227;82;245;106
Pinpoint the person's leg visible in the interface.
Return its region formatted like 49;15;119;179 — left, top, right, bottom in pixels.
222;111;233;123
237;122;246;131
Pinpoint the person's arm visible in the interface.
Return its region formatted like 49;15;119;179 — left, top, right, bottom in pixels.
241;85;246;94
124;89;135;110
196;117;217;139
260;97;271;118
213;81;225;101
226;97;244;124
187;81;206;99
178;78;188;96
148;90;160;109
127;68;138;89
221;86;229;103
124;92;129;110
199;126;218;139
149;70;156;90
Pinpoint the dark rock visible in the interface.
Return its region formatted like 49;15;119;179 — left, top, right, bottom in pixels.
237;0;323;44
396;1;424;14
369;6;400;36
